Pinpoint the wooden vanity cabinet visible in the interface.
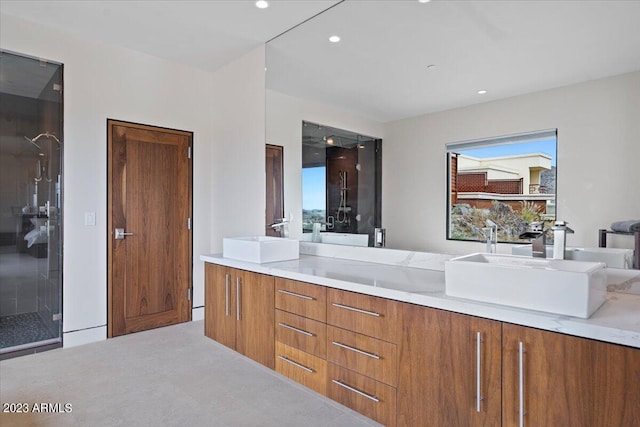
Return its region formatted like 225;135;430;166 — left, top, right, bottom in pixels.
326;289;400;427
274;278;328;394
502;323;640;427
204;263;274;368
398;304;502;427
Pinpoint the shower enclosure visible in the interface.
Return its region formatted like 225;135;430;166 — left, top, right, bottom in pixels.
0;50;63;357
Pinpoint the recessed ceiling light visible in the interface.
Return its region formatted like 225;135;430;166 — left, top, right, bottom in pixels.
418;0;431;3
477;89;488;95
255;1;268;9
329;35;341;43
326;137;335;145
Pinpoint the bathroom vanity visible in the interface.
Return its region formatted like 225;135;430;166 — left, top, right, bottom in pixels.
201;244;640;426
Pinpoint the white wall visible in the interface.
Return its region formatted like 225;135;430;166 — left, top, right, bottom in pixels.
1;13;266;346
383;71;640;254
266;90;385;240
210;49;266;249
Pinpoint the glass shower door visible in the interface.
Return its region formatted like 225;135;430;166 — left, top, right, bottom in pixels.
0;50;63;356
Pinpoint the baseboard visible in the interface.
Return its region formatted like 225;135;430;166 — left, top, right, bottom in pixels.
63;325;107;348
192;306;204;321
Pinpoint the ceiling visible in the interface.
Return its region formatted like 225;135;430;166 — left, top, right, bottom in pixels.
0;0;339;72
267;0;640;122
2;1;640;123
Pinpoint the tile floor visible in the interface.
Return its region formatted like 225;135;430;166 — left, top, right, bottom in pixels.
0;320;382;427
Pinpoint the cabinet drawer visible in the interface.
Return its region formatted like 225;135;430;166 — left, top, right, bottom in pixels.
327;326;397;387
327;363;396;427
275;310;327;358
275;278;327;322
275;342;327;396
327;289;400;343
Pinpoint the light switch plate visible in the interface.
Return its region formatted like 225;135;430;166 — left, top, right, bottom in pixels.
85;211;96;226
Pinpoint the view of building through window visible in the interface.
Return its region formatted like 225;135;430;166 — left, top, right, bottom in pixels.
447;131;557;243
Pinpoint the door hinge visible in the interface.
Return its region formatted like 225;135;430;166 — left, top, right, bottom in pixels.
187;146;192;159
187;217;191;230
53;313;62;321
187;288;191;301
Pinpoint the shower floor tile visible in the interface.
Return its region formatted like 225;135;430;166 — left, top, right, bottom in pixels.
0;312;57;349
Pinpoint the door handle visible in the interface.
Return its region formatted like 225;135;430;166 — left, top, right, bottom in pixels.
114;228;134;240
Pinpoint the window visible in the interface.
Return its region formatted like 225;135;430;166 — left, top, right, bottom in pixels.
446;129;557;243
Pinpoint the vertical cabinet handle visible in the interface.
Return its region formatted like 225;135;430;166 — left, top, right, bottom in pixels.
476;331;482;413
519;341;525;427
225;274;230;316
236;277;241;321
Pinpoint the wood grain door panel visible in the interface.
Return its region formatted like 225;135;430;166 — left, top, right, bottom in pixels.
108;120;192;337
502;323;640;427
204;263;236;349
235;270;275;369
398;304;501;427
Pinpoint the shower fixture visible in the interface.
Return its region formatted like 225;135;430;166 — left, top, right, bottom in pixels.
24;132;60;146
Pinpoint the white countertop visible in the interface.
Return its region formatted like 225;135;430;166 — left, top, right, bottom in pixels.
200;251;640;349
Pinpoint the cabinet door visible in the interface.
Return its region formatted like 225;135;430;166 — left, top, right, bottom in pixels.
503;323;640;427
398;304;501;427
235;270;275;369
204;263;236;349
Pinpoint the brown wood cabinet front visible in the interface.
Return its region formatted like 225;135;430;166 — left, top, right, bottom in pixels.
204;263;236;349
328;363;397;427
275;278;327;322
275;341;327;396
327;288;400;343
204;264;274;369
275;309;327;358
327;325;398;387
502;323;640;427
398;304;502;427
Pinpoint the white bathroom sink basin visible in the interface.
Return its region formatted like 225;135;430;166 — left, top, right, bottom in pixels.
511;245;633;268
444;253;607;318
223;236;299;264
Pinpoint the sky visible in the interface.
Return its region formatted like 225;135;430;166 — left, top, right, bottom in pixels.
302;166;326;210
458;137;557;166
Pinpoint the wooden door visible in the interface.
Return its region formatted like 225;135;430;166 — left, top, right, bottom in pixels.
265;144;284;236
235;270;275;368
204;263;236;349
108;120;192;337
503;324;640;427
398;304;501;427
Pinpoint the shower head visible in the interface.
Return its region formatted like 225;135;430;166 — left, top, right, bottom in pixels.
23;136;41;150
31;132;60;144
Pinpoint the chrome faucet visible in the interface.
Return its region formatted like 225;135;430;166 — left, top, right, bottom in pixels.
269;218;289;238
552;220;574;260
482;219;498;253
519;221;547;258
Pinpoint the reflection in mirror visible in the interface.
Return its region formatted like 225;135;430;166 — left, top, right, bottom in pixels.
447;130;557;244
302;121;381;246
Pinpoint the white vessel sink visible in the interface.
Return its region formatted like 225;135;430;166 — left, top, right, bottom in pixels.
512;245;633;268
223;236;299;264
444;253;607;318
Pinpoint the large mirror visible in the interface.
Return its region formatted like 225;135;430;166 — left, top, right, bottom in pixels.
301;121;381;246
265;1;640;254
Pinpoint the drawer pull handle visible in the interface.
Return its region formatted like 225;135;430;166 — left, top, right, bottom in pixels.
476;331;482;413
331;379;380;403
331;341;380;360
278;322;314;337
225;274;230;317
519;341;525;427
331;303;381;317
278;289;315;300
278;355;314;373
